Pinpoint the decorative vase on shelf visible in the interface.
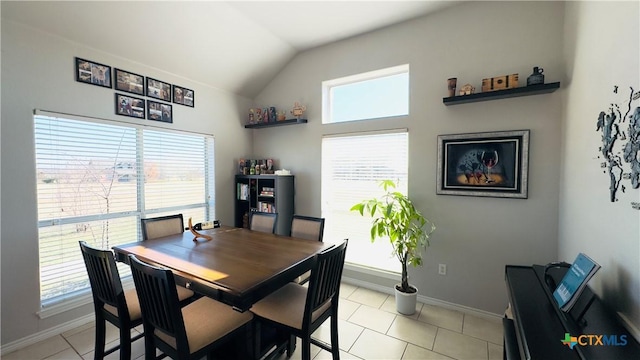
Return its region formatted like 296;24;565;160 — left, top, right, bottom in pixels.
527;67;545;86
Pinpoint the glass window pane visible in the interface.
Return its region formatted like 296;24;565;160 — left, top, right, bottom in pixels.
323;65;409;124
34;114;215;307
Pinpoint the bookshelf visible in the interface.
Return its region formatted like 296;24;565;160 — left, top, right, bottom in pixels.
235;174;295;235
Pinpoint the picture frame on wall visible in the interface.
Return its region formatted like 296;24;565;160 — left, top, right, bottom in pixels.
146;77;171;102
115;93;145;119
436;129;530;199
147;100;173;123
114;68;145;95
173;85;195;107
75;57;112;88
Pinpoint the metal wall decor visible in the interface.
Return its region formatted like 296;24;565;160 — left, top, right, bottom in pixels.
595;85;640;208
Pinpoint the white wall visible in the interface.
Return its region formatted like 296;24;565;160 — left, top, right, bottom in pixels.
560;1;640;333
0;20;253;345
253;1;565;314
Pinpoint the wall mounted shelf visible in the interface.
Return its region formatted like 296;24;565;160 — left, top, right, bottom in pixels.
244;118;307;129
443;82;560;105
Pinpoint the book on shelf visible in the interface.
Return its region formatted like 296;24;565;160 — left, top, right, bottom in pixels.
237;183;249;200
256;202;276;213
260;187;275;196
552;253;601;312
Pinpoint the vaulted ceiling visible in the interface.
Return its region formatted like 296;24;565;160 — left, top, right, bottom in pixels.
1;1;461;98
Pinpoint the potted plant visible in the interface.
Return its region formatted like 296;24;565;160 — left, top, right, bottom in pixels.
350;180;435;315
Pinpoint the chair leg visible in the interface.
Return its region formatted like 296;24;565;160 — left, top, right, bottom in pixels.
253;321;262;360
119;326;131;360
330;314;340;360
144;333;156;360
301;336;312;360
286;334;296;357
237;323;253;360
94;315;106;360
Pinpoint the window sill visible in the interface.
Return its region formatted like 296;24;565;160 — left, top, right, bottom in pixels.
37;278;134;319
344;262;400;281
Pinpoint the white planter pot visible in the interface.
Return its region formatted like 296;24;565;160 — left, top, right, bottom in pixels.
395;284;418;315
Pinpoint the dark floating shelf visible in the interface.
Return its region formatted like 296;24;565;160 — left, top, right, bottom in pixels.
244;118;308;129
443;82;560;105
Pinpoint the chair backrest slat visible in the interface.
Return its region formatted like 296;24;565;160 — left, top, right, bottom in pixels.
290;215;325;242
305;240;348;317
141;214;184;241
129;254;188;349
79;241;123;308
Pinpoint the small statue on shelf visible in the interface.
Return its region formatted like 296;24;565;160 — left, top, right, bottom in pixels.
459;84;475;95
269;107;277;122
290;102;307;119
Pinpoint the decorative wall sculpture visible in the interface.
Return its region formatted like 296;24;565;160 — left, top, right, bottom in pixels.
595;85;640;209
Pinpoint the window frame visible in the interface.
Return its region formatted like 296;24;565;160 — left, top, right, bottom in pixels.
322;64;410;124
33;110;215;316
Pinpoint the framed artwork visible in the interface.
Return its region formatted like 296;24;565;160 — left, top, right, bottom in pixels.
437;130;530;198
114;68;145;95
172;85;194;107
146;77;171;102
115;93;145;119
75;57;112;88
147;100;173;123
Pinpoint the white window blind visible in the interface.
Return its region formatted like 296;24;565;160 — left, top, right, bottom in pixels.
34;114;215;307
321;130;408;272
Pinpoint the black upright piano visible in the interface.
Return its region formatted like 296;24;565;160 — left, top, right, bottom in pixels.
504;265;640;360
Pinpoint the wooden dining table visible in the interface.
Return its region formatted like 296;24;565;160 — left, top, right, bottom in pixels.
112;226;331;312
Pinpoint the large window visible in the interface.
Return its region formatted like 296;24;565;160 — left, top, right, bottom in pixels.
322;64;409;124
34;113;214;309
321;130;408;272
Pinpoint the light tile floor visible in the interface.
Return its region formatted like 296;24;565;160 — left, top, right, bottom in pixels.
3;283;503;360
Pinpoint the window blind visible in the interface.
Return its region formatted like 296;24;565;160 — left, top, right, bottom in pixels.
321;130;408;272
34;114;215;307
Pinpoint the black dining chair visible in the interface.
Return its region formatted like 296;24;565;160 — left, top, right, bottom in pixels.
79;241;195;360
79;241;145;360
249;212;278;234
290;215;325;242
128;254;254;360
250;239;348;360
141;214;184;241
290;215;325;284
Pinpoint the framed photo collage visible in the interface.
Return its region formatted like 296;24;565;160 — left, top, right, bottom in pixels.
75;57;196;124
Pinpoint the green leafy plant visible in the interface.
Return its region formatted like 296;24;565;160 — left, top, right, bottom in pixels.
350;180;435;293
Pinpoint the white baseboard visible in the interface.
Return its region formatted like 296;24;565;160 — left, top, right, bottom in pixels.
0;314;95;356
342;276;503;321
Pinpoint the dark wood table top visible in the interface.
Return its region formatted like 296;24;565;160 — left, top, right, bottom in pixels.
113;226;330;311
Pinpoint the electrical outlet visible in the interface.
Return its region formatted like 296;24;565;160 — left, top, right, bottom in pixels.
438;264;447;275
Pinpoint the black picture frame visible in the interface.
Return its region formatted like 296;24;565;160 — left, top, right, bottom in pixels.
437;130;530;198
147;100;173;123
115;93;145;119
146;77;172;102
75;57;112;88
172;85;195;107
114;68;145;95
